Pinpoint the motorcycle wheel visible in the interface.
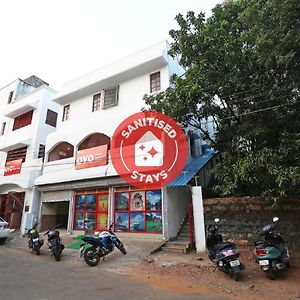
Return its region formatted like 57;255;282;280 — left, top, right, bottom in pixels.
53;249;61;261
232;270;240;281
116;243;127;254
84;248;100;267
36;248;40;256
267;267;276;280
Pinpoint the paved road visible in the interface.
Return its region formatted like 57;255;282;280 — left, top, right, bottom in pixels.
0;246;224;300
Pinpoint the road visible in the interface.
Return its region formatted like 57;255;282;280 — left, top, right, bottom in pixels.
0;246;224;300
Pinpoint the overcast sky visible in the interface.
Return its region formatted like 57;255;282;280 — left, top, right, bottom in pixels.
0;0;221;91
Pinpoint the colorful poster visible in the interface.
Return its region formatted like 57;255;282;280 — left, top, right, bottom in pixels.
4;159;22;176
115;192;129;210
130;191;145;211
115;212;129;231
98;194;108;210
75;145;108;170
146;190;162;210
146;212;162;233
130;212;145;232
86;194;96;211
97;213;108;230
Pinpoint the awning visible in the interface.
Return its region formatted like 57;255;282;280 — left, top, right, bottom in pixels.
168;149;216;187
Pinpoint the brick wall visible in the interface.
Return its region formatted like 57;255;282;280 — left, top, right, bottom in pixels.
203;196;300;247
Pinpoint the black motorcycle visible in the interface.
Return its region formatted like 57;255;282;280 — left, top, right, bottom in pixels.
44;224;65;261
24;220;44;255
80;224;126;267
206;218;245;281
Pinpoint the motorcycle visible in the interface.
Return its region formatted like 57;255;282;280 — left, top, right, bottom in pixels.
79;224;127;267
44;224;65;261
254;217;289;280
206;218;245;281
24;220;44;255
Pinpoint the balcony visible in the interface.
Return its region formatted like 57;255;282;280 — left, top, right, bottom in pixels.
0;125;32;152
4;99;38;119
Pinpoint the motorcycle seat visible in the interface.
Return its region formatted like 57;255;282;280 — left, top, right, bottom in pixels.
215;242;236;251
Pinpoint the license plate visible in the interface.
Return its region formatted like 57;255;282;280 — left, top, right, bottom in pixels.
259;260;269;266
229;260;240;267
32;238;39;242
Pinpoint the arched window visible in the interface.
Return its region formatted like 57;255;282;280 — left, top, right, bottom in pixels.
48;142;74;162
78;133;110;151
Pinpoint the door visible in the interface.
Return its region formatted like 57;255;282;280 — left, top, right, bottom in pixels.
96;193;109;231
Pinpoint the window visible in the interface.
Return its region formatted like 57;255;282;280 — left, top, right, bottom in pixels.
150;72;161;93
102;86;119;109
1;122;6;136
78;133;110;151
8;91;14;104
62;105;70;121
38;144;46;160
92;93;101;112
45;109;58;127
13;110;33;131
6;146;27;163
189;134;195;156
74;191;109;231
114;189;162;233
48;142;74;162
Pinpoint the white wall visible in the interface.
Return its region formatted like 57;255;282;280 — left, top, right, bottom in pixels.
163;186;191;240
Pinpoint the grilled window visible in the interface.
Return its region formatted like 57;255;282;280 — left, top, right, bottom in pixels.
102;86;119;109
6;146;27;163
38;144;46;160
1;122;6;136
92;93;101;112
45;109;58;127
8;91;14;104
150;72;161;93
13;110;33;131
62;105;70;121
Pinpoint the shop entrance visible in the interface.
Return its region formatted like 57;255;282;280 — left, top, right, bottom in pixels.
0;192;25;229
41;201;69;231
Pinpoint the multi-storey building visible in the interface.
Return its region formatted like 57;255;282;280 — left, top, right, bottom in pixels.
0;76;59;232
35;41;216;240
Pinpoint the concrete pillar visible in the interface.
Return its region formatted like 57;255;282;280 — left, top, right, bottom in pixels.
192;186;206;253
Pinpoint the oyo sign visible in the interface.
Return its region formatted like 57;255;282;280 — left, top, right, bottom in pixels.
75;145;108;170
4;159;22;176
111;111;188;189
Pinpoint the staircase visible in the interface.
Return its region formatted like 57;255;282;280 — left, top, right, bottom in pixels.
162;217;195;254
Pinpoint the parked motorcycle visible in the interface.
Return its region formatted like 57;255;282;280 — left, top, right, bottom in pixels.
24;220;44;255
80;224;126;267
206;218;245;281
254;217;289;280
44;224;65;261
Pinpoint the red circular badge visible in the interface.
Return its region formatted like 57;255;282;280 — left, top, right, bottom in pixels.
111;111;188;189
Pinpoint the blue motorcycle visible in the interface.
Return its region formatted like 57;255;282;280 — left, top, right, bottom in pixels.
79;224;126;266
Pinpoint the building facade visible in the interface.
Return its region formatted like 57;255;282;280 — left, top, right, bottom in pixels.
0;76;59;232
34;41;216;239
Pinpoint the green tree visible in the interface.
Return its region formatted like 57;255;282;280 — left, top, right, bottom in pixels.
144;0;300;197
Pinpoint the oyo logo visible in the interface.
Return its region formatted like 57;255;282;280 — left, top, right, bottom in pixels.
111;111;188;189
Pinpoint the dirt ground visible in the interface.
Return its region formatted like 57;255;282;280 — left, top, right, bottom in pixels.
128;251;300;300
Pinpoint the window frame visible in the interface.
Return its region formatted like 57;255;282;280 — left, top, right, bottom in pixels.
1;122;6;136
150;71;161;93
102;85;119;109
92;93;102;112
62;104;70;122
45;109;58;127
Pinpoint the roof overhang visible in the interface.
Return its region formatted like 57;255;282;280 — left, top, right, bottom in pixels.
0;140;31;152
4;101;37;118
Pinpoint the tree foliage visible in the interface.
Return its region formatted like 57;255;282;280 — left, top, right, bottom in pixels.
144;0;300;197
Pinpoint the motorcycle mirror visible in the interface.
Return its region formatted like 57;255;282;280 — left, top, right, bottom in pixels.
273;217;279;222
214;218;220;223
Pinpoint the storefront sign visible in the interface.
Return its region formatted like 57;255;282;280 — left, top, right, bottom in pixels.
4;159;22;176
111;111;188;189
75;145;108;170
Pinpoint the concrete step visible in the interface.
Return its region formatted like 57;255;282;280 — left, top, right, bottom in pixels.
162;244;188;254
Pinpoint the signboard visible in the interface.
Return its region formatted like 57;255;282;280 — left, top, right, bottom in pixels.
4;159;22;176
75;145;108;170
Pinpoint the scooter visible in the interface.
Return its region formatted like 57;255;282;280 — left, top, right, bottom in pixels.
254;217;289;280
206;218;245;281
24;220;44;255
44;224;65;261
80;224;126;267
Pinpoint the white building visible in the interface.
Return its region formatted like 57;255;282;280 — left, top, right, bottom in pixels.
0;76;59;232
35;41;216;241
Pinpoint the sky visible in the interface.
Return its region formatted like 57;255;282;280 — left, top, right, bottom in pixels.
0;0;221;91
